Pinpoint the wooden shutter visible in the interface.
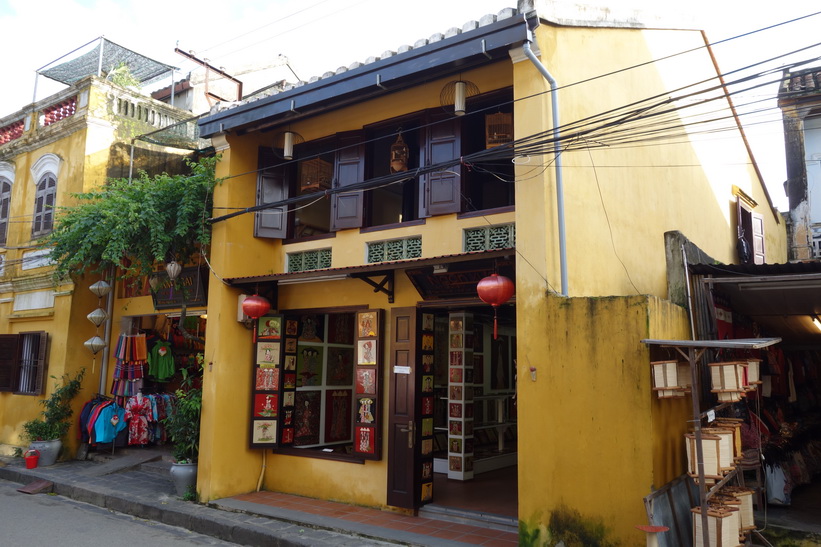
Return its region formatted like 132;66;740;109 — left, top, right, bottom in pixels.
249;314;285;449
752;212;765;265
353;309;383;460
30;331;49;395
254;169;290;239
422;117;462;217
331;132;365;231
0;334;21;392
386;307;420;509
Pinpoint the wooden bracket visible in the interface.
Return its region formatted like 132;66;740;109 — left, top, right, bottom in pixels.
352;271;394;303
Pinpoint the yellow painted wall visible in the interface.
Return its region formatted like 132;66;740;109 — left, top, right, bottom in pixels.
514;25;786;299
0;122;102;455
516;294;691;546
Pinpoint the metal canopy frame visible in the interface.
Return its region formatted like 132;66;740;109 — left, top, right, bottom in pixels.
640;337;781;547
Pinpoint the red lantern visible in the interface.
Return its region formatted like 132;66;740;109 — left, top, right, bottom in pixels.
242;294;271;319
477;274;514;339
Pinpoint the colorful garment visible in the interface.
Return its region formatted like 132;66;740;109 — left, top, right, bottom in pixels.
148;341;175;380
93;403;126;444
125;395;152;445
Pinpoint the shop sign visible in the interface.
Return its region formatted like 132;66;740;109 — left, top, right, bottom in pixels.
150;267;207;310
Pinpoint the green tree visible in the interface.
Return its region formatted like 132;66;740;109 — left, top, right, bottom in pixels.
43;156;220;339
45;156;218;279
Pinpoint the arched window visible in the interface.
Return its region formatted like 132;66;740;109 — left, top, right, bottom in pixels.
0;176;11;245
32;173;56;237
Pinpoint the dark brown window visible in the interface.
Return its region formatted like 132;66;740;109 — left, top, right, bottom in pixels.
0;331;49;395
32;173;56;237
0;176;11;245
253;89;514;240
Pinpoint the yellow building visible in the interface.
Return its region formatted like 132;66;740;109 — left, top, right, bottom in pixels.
0;43;197;461
189;3;786;545
0;5;788;547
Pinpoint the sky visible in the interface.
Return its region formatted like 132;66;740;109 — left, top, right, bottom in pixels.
1;0;820;210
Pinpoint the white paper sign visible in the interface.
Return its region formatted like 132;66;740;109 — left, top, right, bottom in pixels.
393;366;411;375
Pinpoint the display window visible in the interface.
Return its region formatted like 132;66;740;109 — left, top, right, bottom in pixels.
249;309;383;460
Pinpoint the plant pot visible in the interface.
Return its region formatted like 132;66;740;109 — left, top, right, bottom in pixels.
29;439;61;467
169;462;198;497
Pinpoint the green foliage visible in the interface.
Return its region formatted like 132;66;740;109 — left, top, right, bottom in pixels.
163;356;203;463
22;369;85;442
108;62;141;88
43;156;220;281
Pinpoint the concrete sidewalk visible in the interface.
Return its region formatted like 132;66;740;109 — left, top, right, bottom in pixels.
0;449;462;546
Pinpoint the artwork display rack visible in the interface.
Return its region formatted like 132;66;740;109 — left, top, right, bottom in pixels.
641;337;781;547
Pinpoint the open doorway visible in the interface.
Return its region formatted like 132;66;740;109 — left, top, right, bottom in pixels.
427;307;518;518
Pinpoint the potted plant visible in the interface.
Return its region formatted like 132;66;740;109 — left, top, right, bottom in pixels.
163;360;202;498
22;368;85;466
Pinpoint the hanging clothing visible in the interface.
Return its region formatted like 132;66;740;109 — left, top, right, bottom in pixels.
147;340;175;380
93;403;127;444
125;395;152;445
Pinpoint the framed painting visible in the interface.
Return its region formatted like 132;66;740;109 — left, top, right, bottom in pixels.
298;314;324;342
297;345;324;387
357;311;378;338
251;419;277;445
255;366;279;391
357;339;377;365
257;316;282;340
256;342;280;365
293;390;321;446
328;313;354;344
253;393;278;418
357;397;375;424
355;368;377;394
356;426;375;454
325;389;353;443
326;347;354;386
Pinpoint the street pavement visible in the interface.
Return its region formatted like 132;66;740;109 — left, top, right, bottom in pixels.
0;449;401;546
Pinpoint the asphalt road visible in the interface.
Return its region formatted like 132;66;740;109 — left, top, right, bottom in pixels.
0;478;239;546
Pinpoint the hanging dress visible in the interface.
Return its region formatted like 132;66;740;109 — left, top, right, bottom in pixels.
125;395;152;445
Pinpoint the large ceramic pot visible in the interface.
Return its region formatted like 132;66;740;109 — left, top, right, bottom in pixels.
169;462;198;497
29;439;61;467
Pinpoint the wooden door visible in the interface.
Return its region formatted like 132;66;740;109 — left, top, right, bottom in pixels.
386;307;420;509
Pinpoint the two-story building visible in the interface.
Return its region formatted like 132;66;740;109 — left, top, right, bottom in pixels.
0;41;201;460
188;1;787;544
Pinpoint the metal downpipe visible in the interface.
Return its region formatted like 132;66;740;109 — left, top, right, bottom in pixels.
522;38;568;296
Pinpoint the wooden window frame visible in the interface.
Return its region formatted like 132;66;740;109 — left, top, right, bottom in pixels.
0;331;48;395
0;176;11;245
32;173;56;238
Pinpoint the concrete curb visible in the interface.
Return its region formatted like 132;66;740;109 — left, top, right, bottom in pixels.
0;457;399;546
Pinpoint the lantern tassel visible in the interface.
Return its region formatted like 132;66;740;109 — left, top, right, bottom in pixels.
493;308;499;340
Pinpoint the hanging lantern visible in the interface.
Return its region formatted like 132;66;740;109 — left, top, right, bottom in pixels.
242;294;271;320
165;260;182;281
84;336;106;354
390;133;409;173
89;280;111;297
477;274;514;339
87;308;108;327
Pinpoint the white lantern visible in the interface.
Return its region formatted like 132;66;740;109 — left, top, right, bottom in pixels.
87;308;108;327
165;260;182;281
89;280;111;297
84;336;106;354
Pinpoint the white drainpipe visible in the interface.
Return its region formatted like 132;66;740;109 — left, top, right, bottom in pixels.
521;25;568;296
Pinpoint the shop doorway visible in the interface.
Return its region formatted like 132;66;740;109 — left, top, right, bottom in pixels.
387;305;518;519
80;312;206;454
